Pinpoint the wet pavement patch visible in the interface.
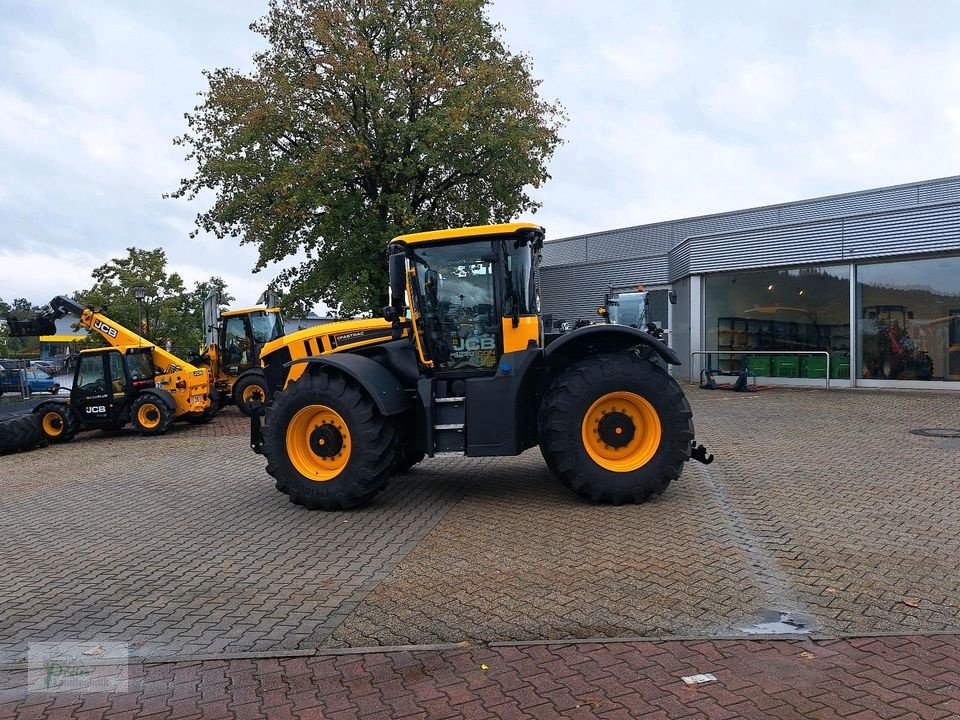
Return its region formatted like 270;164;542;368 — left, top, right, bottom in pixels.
739;610;816;635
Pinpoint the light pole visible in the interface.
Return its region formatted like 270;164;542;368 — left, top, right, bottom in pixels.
133;285;146;339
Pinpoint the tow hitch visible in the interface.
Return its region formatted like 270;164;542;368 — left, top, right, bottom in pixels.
690;441;714;465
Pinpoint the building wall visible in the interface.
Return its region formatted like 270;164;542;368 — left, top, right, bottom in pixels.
540;176;960;387
541;175;960;323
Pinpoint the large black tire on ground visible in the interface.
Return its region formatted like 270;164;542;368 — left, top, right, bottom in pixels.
262;372;398;510
0;412;46;455
538;351;694;504
34;402;78;443
233;374;267;417
130;394;174;436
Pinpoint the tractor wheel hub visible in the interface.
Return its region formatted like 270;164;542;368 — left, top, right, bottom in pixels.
310;422;344;458
597;411;635;449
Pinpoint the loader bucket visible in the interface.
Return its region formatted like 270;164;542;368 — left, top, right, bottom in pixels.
5;317;57;337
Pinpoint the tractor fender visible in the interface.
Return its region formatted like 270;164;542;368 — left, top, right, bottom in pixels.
138;387;178;412
544;324;681;366
284;354;410;416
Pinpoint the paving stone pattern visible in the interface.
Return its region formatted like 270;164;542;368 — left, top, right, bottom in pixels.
4;635;960;719
329;387;960;646
0;410;477;663
1;388;959;665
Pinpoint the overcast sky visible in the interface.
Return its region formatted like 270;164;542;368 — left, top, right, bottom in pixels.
3;0;960;308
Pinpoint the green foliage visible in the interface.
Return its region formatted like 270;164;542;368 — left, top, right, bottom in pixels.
75;248;234;350
173;0;564;315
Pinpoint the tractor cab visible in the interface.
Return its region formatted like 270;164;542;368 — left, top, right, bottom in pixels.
217;308;285;376
385;223;544;373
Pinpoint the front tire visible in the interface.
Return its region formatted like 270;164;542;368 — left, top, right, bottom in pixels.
35;402;77;443
130;395;173;436
262;372;397;510
538;352;694;504
233;374;267;417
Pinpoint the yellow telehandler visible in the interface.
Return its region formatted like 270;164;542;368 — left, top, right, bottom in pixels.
249;223;711;510
7;296;216;441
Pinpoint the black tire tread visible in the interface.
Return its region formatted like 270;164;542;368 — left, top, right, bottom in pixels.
33;401;78;443
0;412;47;455
538;351;694;504
262;372;397;510
130;395;174;436
233;374;267;417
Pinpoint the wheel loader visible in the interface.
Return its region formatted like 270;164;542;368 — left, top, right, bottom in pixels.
6;296;216;442
191;292;285;416
250;223;712;510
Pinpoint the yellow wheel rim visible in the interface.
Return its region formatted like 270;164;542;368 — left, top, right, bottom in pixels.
137;403;161;429
285;405;351;482
42;411;63;437
581;391;662;472
242;384;263;403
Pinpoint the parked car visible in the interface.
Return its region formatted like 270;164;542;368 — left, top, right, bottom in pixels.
0;367;60;395
32;359;64;375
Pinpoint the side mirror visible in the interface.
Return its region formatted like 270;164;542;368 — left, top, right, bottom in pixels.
388;253;407;309
668;290;677;305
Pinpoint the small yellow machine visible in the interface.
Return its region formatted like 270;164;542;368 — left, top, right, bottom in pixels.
194;293;285;415
7;296;216;441
250;223;712;510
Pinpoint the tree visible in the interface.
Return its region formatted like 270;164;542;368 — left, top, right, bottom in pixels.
173;0;564;315
76;248;233;350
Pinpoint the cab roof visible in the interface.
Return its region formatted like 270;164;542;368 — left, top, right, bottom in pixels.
391;222;543;246
221;307;281;318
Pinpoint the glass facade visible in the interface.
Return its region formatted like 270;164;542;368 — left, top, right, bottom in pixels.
856;256;960;382
705;265;850;377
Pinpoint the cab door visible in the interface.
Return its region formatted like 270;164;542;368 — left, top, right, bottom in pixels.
71;352;114;426
106;350;133;420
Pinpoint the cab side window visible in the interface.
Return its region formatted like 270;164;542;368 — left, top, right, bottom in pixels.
108;352;126;392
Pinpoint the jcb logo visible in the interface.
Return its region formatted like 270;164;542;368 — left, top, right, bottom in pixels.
87;405;106;414
93;319;118;339
452;336;496;351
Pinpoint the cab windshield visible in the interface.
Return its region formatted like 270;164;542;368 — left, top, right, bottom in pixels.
250;313;284;344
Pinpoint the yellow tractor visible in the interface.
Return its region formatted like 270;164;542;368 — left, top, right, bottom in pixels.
250;223;711;510
7;296;216;441
194;292;285;415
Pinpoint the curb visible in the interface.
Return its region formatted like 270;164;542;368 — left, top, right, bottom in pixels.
2;631;958;671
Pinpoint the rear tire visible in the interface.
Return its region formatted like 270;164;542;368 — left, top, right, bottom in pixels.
130;395;173;436
262;372;397;510
34;402;77;443
538;352;693;504
233;374;267;417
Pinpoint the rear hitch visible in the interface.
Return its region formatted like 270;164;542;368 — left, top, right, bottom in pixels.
690;442;714;465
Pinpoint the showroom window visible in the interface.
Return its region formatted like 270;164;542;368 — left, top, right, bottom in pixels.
705;265;850;377
856;256;960;382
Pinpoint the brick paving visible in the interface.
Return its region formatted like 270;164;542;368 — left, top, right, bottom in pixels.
330;387;960;646
0;408;479;663
3;635;960;719
1;386;960;717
